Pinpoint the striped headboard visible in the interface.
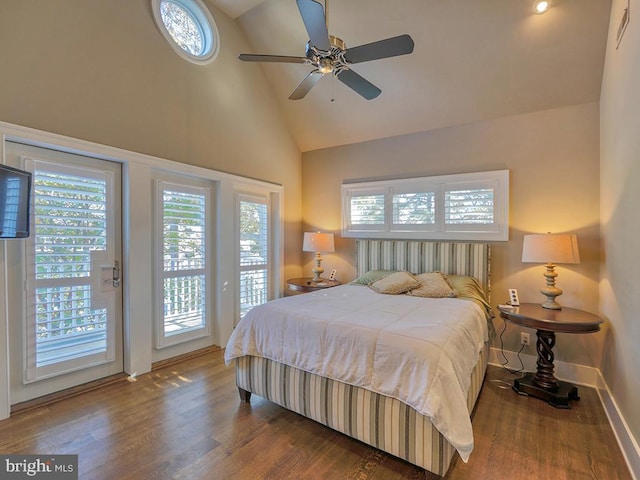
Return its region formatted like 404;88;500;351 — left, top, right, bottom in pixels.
356;240;491;297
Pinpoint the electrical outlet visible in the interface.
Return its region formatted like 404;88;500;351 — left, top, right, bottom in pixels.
520;332;530;346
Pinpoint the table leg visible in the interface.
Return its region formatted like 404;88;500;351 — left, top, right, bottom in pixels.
512;329;580;409
533;330;558;390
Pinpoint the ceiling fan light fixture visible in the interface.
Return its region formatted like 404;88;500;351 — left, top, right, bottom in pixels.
318;59;334;74
533;0;551;14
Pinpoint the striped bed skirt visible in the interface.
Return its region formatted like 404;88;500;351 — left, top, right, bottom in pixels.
234;341;489;477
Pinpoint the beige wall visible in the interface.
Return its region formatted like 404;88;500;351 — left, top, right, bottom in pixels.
600;0;640;459
0;0;302;280
302;102;601;366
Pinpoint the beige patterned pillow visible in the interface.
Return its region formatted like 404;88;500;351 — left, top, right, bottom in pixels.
369;271;420;295
407;272;458;298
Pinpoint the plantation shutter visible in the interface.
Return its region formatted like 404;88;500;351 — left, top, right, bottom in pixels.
350;194;385;226
32;169;109;368
156;182;210;348
239;195;269;319
445;188;494;225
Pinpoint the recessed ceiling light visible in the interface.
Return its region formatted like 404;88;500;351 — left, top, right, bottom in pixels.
533;1;551;14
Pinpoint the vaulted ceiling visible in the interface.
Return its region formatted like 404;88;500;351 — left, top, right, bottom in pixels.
211;0;611;152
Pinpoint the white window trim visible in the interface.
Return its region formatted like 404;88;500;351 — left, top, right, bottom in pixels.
154;179;212;348
151;0;220;65
342;170;509;241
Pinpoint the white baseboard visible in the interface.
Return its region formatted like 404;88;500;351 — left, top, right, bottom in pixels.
489;347;639;480
488;347;600;387
595;370;640;480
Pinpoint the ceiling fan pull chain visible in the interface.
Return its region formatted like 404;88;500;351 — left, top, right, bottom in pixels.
331;73;335;102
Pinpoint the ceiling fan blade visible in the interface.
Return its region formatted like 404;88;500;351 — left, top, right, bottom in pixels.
296;0;330;51
336;69;381;100
344;34;415;64
289;70;324;100
239;54;308;64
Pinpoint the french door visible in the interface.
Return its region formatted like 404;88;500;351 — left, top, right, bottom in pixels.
6;143;123;403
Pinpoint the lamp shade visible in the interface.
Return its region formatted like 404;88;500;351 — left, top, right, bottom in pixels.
303;232;335;253
522;233;580;264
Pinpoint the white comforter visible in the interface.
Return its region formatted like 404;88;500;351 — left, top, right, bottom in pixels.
224;284;489;462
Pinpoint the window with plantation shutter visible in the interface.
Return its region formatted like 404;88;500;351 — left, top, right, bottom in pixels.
342;170;509;241
392;191;436;230
155;181;211;348
33;170;109;367
21;154;121;384
238;195;270;320
445;188;494;224
350;194;385;226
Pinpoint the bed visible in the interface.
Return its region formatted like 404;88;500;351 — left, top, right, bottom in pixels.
224;240;493;477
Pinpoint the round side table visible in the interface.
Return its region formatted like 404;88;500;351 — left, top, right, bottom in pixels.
498;303;603;409
287;277;341;294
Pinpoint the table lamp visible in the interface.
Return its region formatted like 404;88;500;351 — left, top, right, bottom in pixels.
303;232;335;282
522;233;580;310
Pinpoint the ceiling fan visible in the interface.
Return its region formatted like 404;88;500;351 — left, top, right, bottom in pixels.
238;0;414;100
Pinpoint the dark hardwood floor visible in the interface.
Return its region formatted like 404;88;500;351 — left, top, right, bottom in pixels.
0;348;632;479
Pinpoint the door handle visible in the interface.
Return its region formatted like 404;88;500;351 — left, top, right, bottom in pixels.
112;260;121;288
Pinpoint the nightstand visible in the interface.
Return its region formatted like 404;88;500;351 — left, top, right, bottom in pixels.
286;277;341;294
498;303;603;408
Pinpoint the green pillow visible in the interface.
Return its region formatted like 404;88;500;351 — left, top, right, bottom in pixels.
350;269;398;285
447;275;493;318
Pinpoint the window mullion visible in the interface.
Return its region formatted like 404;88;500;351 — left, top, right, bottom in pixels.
384;188;393;232
435;183;446;233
